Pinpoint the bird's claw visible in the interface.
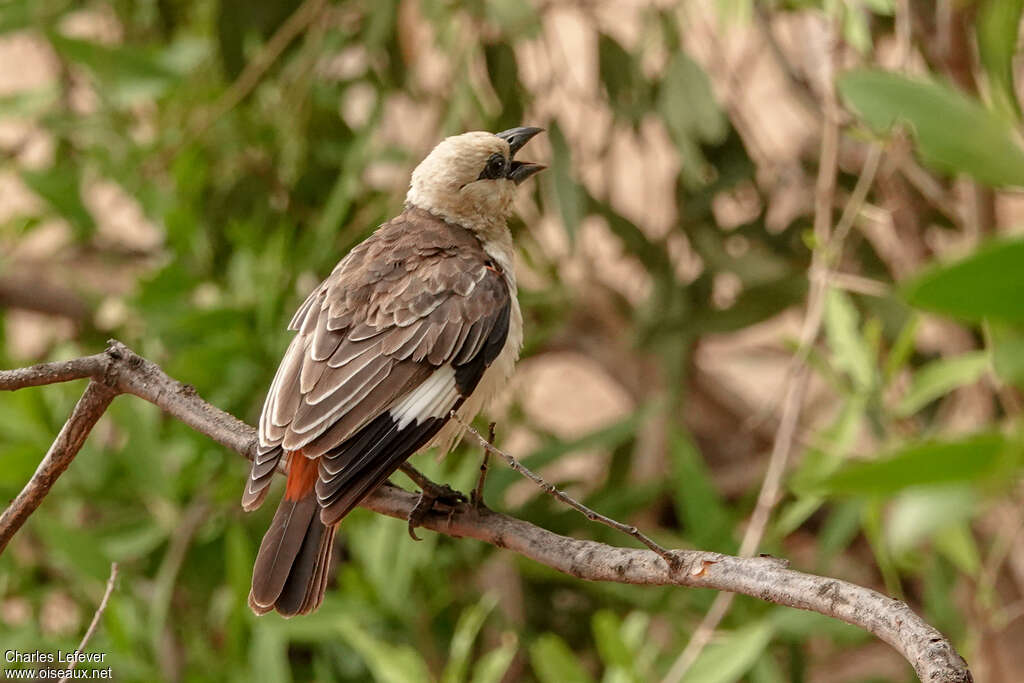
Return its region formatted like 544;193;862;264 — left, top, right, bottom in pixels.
405;478;466;541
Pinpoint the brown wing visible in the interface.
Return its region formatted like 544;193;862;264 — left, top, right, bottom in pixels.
241;208;510;515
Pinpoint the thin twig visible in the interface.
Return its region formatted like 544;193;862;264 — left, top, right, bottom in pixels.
452;413;681;570
472;422;495;508
833;143;883;247
59;562;119;683
820;270;890;298
0;342;974;682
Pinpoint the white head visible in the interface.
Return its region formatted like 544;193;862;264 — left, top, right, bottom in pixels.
406;127;544;231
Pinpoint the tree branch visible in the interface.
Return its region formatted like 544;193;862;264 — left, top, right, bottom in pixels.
0;341;973;682
0;379;116;553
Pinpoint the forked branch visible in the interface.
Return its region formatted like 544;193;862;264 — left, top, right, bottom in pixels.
0;341;972;682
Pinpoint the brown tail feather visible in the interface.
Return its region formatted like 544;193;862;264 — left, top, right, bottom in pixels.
250;454;335;617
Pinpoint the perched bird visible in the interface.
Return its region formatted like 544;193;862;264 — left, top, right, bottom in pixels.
242;127;544;616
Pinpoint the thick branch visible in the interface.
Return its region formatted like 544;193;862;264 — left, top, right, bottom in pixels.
368;485;969;682
0;341;973;682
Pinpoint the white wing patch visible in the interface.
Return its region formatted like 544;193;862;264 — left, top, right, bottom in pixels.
389;365;459;429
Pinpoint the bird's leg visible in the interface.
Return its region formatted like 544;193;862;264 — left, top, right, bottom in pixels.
471;422;496;511
399;463;466;540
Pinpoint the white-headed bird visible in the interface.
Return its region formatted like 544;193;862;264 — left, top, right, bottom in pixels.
243;127;544;616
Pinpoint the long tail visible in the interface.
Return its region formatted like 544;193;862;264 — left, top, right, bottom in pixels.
249;453;335;617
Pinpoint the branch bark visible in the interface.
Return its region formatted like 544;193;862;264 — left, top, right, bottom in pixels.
0;341;973;682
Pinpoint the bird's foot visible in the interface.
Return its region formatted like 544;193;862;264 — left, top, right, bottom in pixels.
399;464;466;541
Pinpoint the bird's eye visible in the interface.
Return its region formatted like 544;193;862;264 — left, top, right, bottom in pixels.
478;153;507;180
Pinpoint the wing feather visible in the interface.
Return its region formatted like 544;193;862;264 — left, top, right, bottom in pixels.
306;342;384;405
245;208;514;518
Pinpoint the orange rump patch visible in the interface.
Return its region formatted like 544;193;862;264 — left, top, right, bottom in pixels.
284;451;318;501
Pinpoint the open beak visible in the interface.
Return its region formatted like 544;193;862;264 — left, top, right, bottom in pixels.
496;126;545;185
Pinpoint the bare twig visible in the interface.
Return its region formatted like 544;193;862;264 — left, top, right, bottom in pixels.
472;422;496;508
452;413;681;570
0;341;973;682
58;562;119;683
834;143;883;246
0;380;117;554
821;271;890;298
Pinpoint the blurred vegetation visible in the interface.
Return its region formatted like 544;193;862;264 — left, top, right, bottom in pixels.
1;0;1024;681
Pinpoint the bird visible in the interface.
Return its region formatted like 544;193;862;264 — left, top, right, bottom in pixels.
241;127;544;617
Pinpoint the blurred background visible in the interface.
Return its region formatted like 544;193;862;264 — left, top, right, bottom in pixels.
2;0;1024;681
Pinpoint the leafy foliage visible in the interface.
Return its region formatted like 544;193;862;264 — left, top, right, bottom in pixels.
1;0;1023;681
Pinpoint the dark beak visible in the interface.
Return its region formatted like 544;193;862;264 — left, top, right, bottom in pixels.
496;126;544;157
496;126;545;184
507;160;545;185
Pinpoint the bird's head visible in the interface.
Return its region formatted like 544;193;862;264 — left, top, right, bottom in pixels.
406;127;545;229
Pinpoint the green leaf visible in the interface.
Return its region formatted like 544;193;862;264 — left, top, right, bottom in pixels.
715;0;753;24
224;523;253;604
20;160;95;239
839;69;1024;186
989;322;1024;389
689;275;807;334
884;314;920;381
249;622;292;683
470;633;519;683
547;122;584;241
443;595;497;683
903;238;1024;322
0;0;71;33
591;610;635;675
977;0;1024;120
861;0;894;14
484;43;524;128
529;633;595;683
841;3;872;54
895;351;989;416
770;607;863;642
934;520;982;576
658;52;726;185
681;621;774;683
885;486;976;563
599;33;642;120
817;500;864;566
336;619;433;683
821;433;1010;496
824;288;874;391
669;429;734;552
485;0;540;37
47;32;179;105
0;86;59;116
